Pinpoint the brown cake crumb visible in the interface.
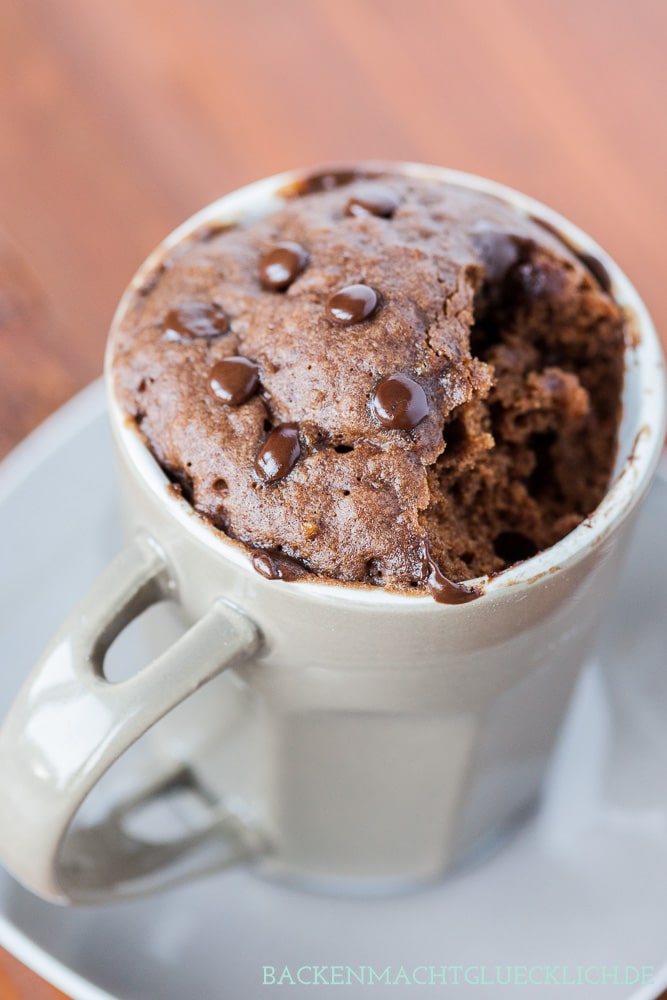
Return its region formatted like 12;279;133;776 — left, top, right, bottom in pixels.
110;173;625;596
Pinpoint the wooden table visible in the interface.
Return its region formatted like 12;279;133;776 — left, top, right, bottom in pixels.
0;0;665;995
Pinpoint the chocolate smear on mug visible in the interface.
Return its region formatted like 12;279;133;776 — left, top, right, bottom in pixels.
193;221;237;243
277;170;363;199
254;424;301;482
420;538;481;605
208;357;260;405
325;284;379;325
577;253;612;294
138;261;168;297
251;548;310;581
528;216;613;294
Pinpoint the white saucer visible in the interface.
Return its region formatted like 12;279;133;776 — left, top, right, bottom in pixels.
1;382;666;1000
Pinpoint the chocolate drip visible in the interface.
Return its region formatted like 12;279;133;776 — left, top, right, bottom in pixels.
251;548;309;581
420;538;481;605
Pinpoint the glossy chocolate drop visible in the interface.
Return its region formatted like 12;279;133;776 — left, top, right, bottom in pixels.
421;538;481;605
345;185;399;219
251;548;309;581
372;373;429;430
278;170;360;198
512;257;566;302
472;229;526;284
163;302;229;339
208;357;260;406
259;242;308;290
254;424;301;482
325;284;379;325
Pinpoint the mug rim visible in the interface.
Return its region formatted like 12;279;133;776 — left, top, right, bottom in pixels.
105;161;667;607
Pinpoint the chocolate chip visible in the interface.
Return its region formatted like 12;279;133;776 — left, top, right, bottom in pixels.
138;262;167;297
208;357;260;406
372;374;429;430
259;242;308;290
472;230;524;284
163;302;229;339
511;258;566;302
325;284;379;325
345;185;399;219
420;537;481;605
251;548;309;581
254;424;301;482
278;170;360;198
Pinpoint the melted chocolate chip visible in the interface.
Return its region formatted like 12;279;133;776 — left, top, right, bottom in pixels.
472;230;525;284
254;424;301;482
193;221;236;243
251;548;309;581
138;262;167;297
420;538;481;605
278;170;361;198
163;302;229;340
345;184;399;219
208;357;260;406
372;374;429;430
259;242;308;290
326;284;379;325
511;257;566;302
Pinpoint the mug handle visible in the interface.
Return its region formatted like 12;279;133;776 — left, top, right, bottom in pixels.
0;532;265;904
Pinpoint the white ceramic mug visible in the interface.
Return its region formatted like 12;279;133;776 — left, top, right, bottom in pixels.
0;164;664;905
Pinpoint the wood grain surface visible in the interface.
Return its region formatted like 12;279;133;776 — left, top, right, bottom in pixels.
0;0;666;997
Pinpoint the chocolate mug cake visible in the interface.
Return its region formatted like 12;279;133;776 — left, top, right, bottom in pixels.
2;164;663;906
110;171;625;603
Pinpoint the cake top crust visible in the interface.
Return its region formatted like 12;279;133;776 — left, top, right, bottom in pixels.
110;173;625;600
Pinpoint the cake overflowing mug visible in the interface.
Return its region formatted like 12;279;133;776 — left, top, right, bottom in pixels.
0;162;664;904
